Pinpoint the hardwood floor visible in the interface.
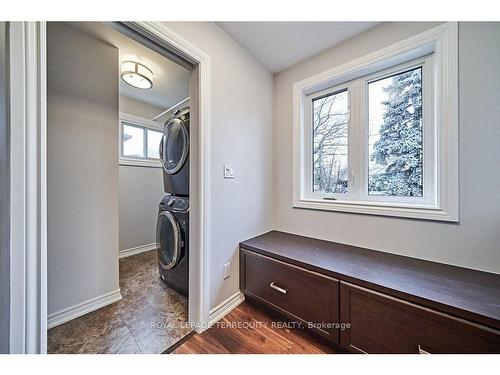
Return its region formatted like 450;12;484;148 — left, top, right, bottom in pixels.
172;301;339;354
48;250;191;354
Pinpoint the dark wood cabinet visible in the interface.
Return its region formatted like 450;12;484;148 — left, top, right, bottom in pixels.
340;281;500;353
241;249;340;342
240;231;500;354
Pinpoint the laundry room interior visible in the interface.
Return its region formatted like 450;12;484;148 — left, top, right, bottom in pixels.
46;22;195;353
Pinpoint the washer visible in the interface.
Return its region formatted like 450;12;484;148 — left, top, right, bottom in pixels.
160;107;189;196
156;195;189;296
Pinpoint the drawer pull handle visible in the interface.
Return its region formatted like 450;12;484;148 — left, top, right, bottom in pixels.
418;345;430;354
270;282;288;294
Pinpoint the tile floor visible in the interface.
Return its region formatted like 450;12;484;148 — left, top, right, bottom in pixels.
47;250;191;354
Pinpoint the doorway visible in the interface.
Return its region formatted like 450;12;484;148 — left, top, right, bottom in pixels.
4;21;211;353
44;22;196;353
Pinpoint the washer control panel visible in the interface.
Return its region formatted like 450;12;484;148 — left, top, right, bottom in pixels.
160;195;189;212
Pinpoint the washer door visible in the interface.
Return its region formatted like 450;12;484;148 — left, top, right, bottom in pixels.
160;118;189;175
156;211;182;270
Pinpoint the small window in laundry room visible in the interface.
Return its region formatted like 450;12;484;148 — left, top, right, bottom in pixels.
146;129;163;159
122;123;145;158
119;114;164;167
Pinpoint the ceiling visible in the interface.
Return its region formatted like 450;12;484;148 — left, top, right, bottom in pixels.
217;22;381;73
71;22;190;110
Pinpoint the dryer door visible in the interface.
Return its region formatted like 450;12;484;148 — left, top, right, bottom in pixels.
160;118;189;175
156;211;182;270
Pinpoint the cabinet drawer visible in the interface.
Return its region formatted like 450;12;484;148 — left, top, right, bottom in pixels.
241;250;339;342
340;281;500;353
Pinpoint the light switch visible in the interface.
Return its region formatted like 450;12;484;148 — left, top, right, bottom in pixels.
224;164;235;179
223;262;231;279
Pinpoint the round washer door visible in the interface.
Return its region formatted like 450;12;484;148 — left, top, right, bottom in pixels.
160;118;189;175
156;211;182;270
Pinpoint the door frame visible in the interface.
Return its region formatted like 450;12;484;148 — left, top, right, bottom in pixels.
9;21;211;353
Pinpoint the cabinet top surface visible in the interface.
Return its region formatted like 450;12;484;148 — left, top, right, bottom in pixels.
240;231;500;330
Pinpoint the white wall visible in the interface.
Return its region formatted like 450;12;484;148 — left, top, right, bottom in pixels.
273;22;500;275
162;22;275;309
119;96;165;251
47;23;120;315
119;166;164;251
120;95;164;120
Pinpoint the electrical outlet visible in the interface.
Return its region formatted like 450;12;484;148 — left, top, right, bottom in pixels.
223;262;231;279
223;164;235;179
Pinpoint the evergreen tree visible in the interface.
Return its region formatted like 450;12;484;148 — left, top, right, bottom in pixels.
369;68;423;196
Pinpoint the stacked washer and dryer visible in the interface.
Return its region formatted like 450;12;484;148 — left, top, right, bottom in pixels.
156;107;190;296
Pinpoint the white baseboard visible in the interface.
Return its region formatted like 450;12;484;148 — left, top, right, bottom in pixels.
119;243;157;259
207;291;245;328
48;289;122;329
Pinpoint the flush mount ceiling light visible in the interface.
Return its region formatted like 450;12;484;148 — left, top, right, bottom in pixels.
120;61;153;89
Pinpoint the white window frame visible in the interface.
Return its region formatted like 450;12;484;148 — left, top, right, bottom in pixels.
119;112;163;168
360;56;434;206
305;83;352;201
293;22;458;222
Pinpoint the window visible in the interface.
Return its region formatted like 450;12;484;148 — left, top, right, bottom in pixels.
147;129;163;159
313;89;349;195
293;23;458;221
119;113;163;168
303;57;433;205
368;67;423;198
122;124;145;158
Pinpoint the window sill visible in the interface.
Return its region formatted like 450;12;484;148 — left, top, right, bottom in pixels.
293;198;458;222
119;158;162;168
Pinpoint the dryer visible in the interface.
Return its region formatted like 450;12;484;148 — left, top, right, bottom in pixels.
156;195;189;296
160;107;190;196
